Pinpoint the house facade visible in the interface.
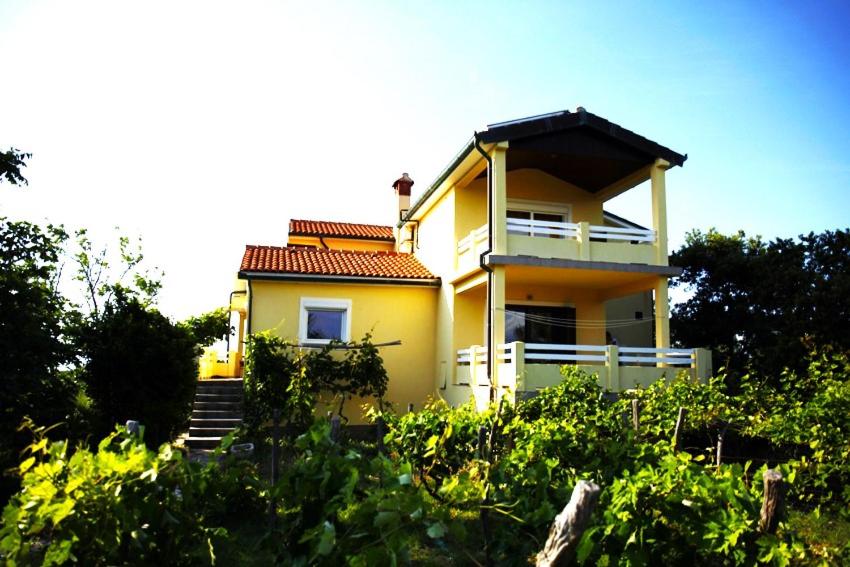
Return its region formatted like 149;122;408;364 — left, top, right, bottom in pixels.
207;109;711;417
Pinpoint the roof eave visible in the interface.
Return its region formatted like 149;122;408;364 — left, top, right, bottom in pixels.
238;271;441;287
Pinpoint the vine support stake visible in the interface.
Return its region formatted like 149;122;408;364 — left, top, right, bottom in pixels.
759;469;784;534
536;480;601;567
673;407;687;452
716;421;729;467
631;399;640;433
376;415;385;455
330;415;340;443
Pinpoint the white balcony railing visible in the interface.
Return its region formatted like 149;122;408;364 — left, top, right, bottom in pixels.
457;224;489;256
455;342;711;393
506;218;579;239
456;221;657;266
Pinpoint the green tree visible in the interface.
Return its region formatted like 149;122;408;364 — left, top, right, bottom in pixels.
75;294;198;447
0;218;80;500
671;228;850;379
180;307;233;347
0;148;31;186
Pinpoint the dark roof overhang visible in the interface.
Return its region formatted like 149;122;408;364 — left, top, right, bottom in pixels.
477;109;686;193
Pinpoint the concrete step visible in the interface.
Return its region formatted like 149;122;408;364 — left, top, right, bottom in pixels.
197;379;243;387
194;401;242;411
186;436;225;450
190;427;238;437
191;418;242;428
195;393;242;403
195;387;243;396
192;410;242;419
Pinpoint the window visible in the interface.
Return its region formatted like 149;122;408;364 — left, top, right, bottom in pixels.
506;204;570;238
299;298;352;344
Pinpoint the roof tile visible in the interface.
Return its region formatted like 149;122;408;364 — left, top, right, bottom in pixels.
240;246;437;280
289;219;394;241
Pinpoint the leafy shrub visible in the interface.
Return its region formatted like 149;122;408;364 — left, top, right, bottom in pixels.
75;295;198;447
0;423;266;566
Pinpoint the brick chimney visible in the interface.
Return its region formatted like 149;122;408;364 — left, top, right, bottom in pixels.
392;172;414;220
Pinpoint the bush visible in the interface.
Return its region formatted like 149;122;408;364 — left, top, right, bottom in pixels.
75;295;198;447
0;423;267;566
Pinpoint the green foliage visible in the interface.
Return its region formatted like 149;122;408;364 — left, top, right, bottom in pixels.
180;307;233;347
0;218;82;501
244;332;390;433
0;148;31;185
671;227;850;379
72;228;163;317
0;422;267;566
75;295;198;447
270;421;441;565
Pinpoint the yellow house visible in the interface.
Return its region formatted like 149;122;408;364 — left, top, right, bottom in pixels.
213;108;711;417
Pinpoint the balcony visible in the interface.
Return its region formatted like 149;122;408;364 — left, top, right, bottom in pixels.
456;342;712;396
456;220;659;276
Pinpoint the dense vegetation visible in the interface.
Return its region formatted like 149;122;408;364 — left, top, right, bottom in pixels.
0;216;228;501
671;228;850;380
3;349;848;565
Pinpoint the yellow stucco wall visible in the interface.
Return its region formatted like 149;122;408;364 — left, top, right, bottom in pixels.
287;235;394;252
248;279;437;423
506;169;603;224
605;292;653;347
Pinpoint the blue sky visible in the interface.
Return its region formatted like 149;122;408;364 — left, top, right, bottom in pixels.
1;1;848;318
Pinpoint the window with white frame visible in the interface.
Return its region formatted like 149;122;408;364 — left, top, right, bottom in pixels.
299;298;352;344
506;200;571;239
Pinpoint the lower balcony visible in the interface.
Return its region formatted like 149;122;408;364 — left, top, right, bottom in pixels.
456;342;712;397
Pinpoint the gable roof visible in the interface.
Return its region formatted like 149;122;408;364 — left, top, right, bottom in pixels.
479;108;686;167
289;219;394;242
239;245;438;284
401;108;686;226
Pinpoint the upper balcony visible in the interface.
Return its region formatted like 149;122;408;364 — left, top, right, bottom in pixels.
457;218;659;275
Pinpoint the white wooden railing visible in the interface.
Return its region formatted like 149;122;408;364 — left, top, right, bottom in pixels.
588;225;656;243
506;218;579;239
457;225;489;256
459;221;656;257
525;343;607;363
618;347;694;366
460;344;694;367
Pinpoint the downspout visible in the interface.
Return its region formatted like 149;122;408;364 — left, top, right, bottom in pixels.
473;132;495;401
246;279;254;337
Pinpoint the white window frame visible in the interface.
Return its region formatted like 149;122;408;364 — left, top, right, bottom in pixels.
299;297;352;345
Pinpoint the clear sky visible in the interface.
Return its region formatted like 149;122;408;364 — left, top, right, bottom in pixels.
2;0;848;319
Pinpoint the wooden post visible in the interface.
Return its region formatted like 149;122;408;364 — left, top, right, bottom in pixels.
407;403;414;413
631;399;640;433
759;470;784;534
716;422;728;466
478;426;488;460
376;416;386;455
330;415;340;442
672;407;687;452
536;480;601;567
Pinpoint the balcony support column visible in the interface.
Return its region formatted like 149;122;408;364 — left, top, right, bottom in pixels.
654;277;671;351
489;265;506;388
575;297;606;345
491;144;509;255
650;158;670;266
577;222;591;261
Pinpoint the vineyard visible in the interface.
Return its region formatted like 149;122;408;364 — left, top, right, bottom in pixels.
2;347;850;565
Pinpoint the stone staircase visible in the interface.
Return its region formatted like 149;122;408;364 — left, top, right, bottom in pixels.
186;378;243;451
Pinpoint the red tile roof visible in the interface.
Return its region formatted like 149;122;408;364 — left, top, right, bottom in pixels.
289;219;394;241
240;246;437;280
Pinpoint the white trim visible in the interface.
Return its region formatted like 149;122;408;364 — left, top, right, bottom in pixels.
298;297;352;345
